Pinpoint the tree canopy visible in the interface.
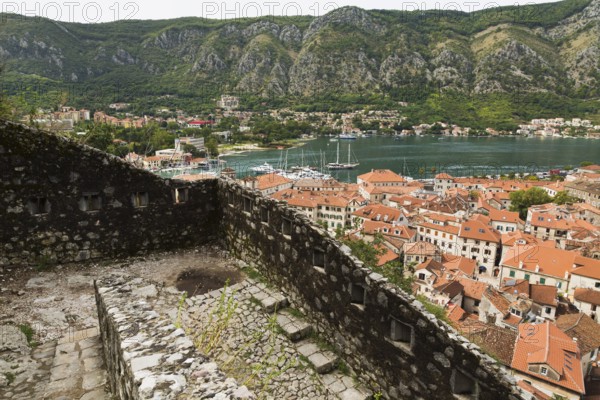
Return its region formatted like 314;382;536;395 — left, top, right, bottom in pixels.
509;187;553;219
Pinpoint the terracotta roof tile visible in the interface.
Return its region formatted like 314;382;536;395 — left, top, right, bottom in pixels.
512;322;585;394
574;288;600;306
529;284;558;306
357;169;406;183
457;277;488;300
556;313;600;355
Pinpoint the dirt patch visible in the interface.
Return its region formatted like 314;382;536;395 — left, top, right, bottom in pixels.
0;246;245;344
176;268;243;297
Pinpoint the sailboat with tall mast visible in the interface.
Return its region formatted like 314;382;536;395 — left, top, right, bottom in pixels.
327;141;359;170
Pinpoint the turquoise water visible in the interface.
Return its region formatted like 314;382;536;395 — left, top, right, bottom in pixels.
215;135;600;182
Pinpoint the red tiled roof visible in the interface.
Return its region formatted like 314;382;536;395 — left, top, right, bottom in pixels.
502;245;600;280
574;288;600;306
512;322;585;395
357;169;406;183
353;204;403;222
457;277;488;300
441;254;477;277
556;313;600;355
459;219;501;242
517;380;551;400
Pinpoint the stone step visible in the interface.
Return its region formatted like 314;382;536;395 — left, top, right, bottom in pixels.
321;372;372;400
251;290;288;313
296;341;338;374
43;328;111;400
275;310;313;342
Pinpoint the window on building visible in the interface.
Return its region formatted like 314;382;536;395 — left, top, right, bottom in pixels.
451;369;477;397
418;273;426;280
540;278;546;284
260;207;269;223
79;193;102;211
314;249;326;271
243;196;253;213
281;218;292;237
524;274;530;281
172;188;189;204
540;367;548;375
131;192;149;208
389;317;413;348
545;307;552;314
595;282;600;289
557;282;562;289
350;283;366;307
27;197;51;215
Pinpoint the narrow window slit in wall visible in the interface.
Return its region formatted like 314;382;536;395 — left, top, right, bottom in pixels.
79;193;102;212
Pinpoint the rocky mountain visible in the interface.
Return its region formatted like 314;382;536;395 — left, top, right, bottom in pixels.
0;0;599;112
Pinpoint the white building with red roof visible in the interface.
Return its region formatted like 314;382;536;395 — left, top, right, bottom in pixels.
511;321;585;400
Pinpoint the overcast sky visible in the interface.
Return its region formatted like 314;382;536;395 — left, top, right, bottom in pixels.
2;0;560;23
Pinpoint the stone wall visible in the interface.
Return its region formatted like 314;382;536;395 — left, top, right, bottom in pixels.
95;275;255;399
0;120;220;266
219;179;523;400
1;122;524;399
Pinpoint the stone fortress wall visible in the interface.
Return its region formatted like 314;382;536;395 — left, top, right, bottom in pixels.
0;120;523;399
0;120;220;267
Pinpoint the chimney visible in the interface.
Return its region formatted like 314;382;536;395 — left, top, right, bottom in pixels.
519;261;524;269
535;264;540;273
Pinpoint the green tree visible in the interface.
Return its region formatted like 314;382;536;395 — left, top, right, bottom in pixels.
0;64;12;119
553;191;578;205
509;187;553;219
205;136;219;157
341;238;383;270
580;161;594;167
182;143;203;158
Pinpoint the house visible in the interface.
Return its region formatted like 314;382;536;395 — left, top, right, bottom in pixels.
517;378;552;400
433;173;456;194
293;178;346;192
499;245;600;293
241;173;293;196
478;287;518;329
500;231;544;261
567;256;600;295
356;169;407;202
485;191;512;210
511;322;585;400
403;241;440;266
501;280;559;321
360;220;416;253
572;288;600;323
456;218;501;272
456;277;488;314
413;259;463;306
187;120;214;128
353;204;407;225
272;189;366;230
415;212;461;254
374;244;400;267
440;254;478;278
566;180;600;208
486;208;523;233
556;313;600;375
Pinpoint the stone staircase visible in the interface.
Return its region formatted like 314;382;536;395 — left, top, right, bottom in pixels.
0;327;111;400
251;283;372;400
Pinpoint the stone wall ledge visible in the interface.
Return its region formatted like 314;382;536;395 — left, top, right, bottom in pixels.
95;274;255;400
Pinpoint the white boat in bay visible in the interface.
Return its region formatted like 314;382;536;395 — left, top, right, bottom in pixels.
327;141;359;170
250;162;276;174
338;133;357;140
